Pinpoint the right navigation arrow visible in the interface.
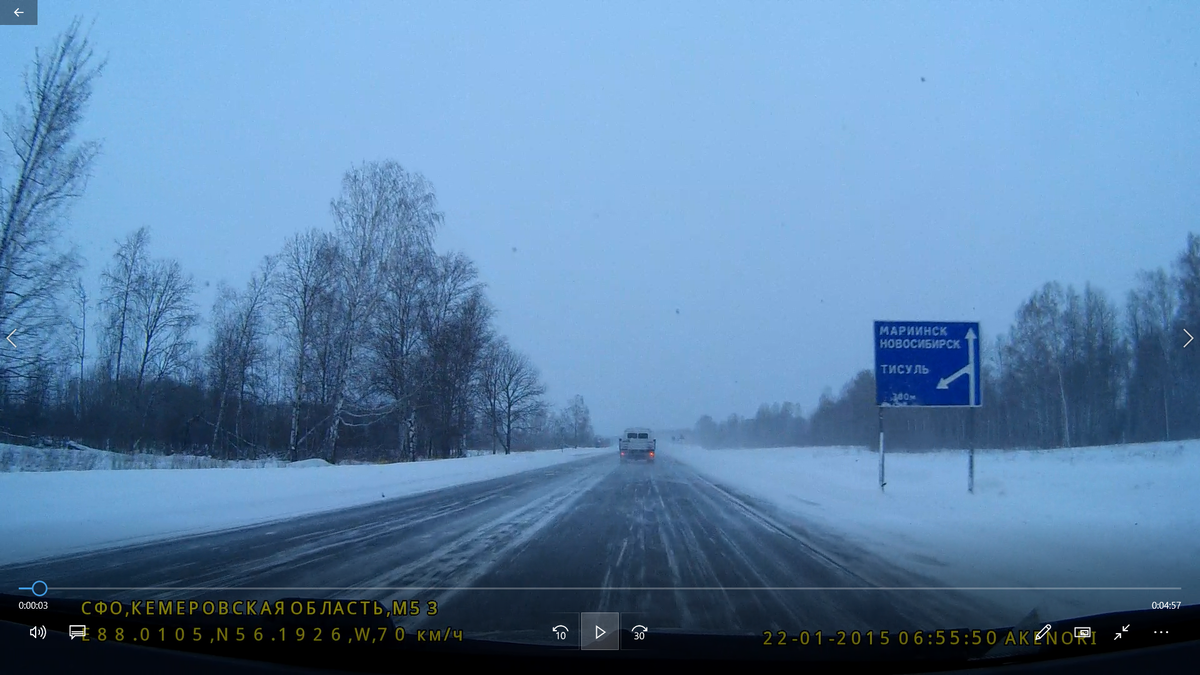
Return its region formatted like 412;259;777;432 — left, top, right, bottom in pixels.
595;625;606;639
1186;329;1194;348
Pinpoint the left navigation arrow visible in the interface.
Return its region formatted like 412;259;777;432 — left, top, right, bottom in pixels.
5;329;16;348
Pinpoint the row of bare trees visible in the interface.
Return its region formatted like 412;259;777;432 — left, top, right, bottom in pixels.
695;233;1200;451
0;22;577;462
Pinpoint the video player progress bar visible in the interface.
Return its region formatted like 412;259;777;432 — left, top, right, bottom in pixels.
49;586;1182;592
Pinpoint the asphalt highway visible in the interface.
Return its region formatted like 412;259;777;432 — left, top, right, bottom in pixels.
0;452;1013;646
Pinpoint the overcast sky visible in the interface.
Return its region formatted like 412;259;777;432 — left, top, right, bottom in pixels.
2;1;1198;434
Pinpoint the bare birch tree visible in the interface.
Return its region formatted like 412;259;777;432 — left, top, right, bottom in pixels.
477;338;504;454
373;240;435;459
99;227;150;382
207;283;239;454
130;257;198;446
323;161;441;463
274;228;337;461
68;277;87;418
495;341;547;454
0;20;101;389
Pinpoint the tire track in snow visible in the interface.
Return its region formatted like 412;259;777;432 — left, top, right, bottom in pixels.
0;457;613;607
364;465;609;629
682;461;1012;630
120;482;535;601
650;470;694;626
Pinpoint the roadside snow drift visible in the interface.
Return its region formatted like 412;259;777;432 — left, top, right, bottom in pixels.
0;447;608;566
0;443;292;471
667;441;1200;622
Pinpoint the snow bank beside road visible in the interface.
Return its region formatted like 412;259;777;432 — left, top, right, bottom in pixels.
0;443;293;472
0;447;609;566
0;443;510;473
666;441;1200;621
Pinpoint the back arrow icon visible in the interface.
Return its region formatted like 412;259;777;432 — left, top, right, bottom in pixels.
14;8;23;17
1186;329;1194;348
5;329;14;348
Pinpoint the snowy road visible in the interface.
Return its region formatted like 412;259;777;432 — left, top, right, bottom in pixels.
0;452;1010;643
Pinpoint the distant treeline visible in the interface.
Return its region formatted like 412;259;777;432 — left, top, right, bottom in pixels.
0;23;600;461
695;233;1200;451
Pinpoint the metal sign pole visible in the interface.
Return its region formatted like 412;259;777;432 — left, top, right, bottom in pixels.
968;406;976;494
878;407;886;492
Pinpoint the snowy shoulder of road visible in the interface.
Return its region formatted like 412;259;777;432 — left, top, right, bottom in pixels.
0;446;609;566
0;442;514;472
0;443;294;471
667;441;1200;620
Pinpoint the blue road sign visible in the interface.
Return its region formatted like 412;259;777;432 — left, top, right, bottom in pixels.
874;321;981;407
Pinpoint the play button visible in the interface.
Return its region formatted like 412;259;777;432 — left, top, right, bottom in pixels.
581;612;619;650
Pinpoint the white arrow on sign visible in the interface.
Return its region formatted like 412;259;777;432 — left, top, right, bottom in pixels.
14;8;23;17
935;327;976;405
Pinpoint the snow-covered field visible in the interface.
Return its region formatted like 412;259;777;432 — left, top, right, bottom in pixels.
667;440;1200;621
0;446;609;566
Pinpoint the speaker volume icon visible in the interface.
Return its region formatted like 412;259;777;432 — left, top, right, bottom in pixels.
29;625;47;639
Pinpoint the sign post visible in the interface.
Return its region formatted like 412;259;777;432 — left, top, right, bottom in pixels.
873;321;982;492
968;407;976;494
877;407;885;492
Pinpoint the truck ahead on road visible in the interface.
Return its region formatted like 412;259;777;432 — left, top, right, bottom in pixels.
619;427;655;463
